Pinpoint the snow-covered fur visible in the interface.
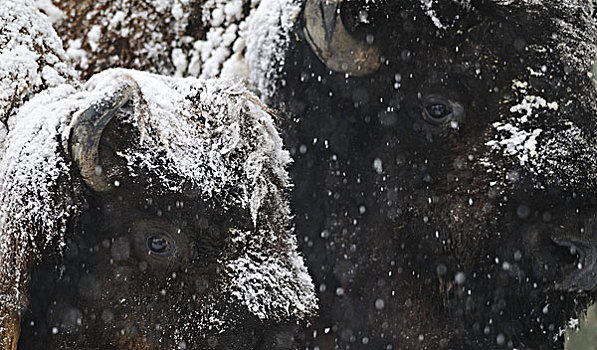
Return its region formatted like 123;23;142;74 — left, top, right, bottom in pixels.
0;2;78;348
0;1;315;348
0;0;76;145
46;0;300;91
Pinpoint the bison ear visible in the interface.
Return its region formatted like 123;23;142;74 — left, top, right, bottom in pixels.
69;82;137;192
303;0;381;76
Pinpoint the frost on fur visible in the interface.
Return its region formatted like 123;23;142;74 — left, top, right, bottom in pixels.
0;0;76;145
46;0;301;101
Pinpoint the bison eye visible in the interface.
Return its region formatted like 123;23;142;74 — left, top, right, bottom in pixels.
426;103;451;120
421;94;463;125
147;235;173;256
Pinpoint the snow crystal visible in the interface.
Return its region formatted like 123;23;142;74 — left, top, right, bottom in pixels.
188;0;253;80
484;79;560;175
420;0;448;30
65;39;89;70
172;48;189;77
86;25;102;52
486;123;543;166
373;158;384;174
0;82;80;313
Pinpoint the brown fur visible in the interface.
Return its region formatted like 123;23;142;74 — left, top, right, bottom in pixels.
51;0;206;79
1;311;20;350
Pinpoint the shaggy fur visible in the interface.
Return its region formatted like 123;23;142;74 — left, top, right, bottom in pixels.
270;0;597;348
0;1;316;348
38;0;597;348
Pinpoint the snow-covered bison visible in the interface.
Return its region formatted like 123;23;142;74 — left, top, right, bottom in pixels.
31;0;597;348
0;1;315;349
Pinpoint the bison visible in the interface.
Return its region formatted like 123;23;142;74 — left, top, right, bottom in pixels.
270;0;597;348
33;0;597;348
0;1;316;349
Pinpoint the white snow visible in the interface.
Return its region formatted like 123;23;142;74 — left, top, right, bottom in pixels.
0;0;76;142
46;0;300;102
246;0;301;100
34;0;64;24
171;48;188;77
486;123;543;166
420;0;448;30
485;79;560;171
188;0;253;80
86;25;102;52
65;39;90;70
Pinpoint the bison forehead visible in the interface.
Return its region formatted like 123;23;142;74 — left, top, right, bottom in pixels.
82;69;292;223
385;0;597;193
0;68;295;309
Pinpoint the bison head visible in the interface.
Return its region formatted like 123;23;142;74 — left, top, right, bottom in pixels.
260;0;597;348
0;69;316;349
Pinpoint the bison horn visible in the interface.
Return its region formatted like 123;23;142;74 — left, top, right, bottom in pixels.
303;0;381;76
70;83;135;192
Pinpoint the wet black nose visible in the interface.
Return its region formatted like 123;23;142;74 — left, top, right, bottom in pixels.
552;237;597;291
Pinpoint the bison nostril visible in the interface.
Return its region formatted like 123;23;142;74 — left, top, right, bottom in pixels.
551;239;583;267
551;238;597;291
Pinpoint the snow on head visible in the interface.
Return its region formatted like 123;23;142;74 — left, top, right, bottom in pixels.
91;69;292;220
0;67;316;336
485;80;557;168
88;68;317;323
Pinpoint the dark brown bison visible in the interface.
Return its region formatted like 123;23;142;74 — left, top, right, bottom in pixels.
0;1;316;349
31;0;597;348
269;0;597;348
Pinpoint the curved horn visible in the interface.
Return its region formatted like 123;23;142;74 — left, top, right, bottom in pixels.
303;0;381;76
70;83;135;192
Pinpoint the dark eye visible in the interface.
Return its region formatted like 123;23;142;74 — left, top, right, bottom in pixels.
421;94;464;125
147;235;173;256
426;103;452;120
